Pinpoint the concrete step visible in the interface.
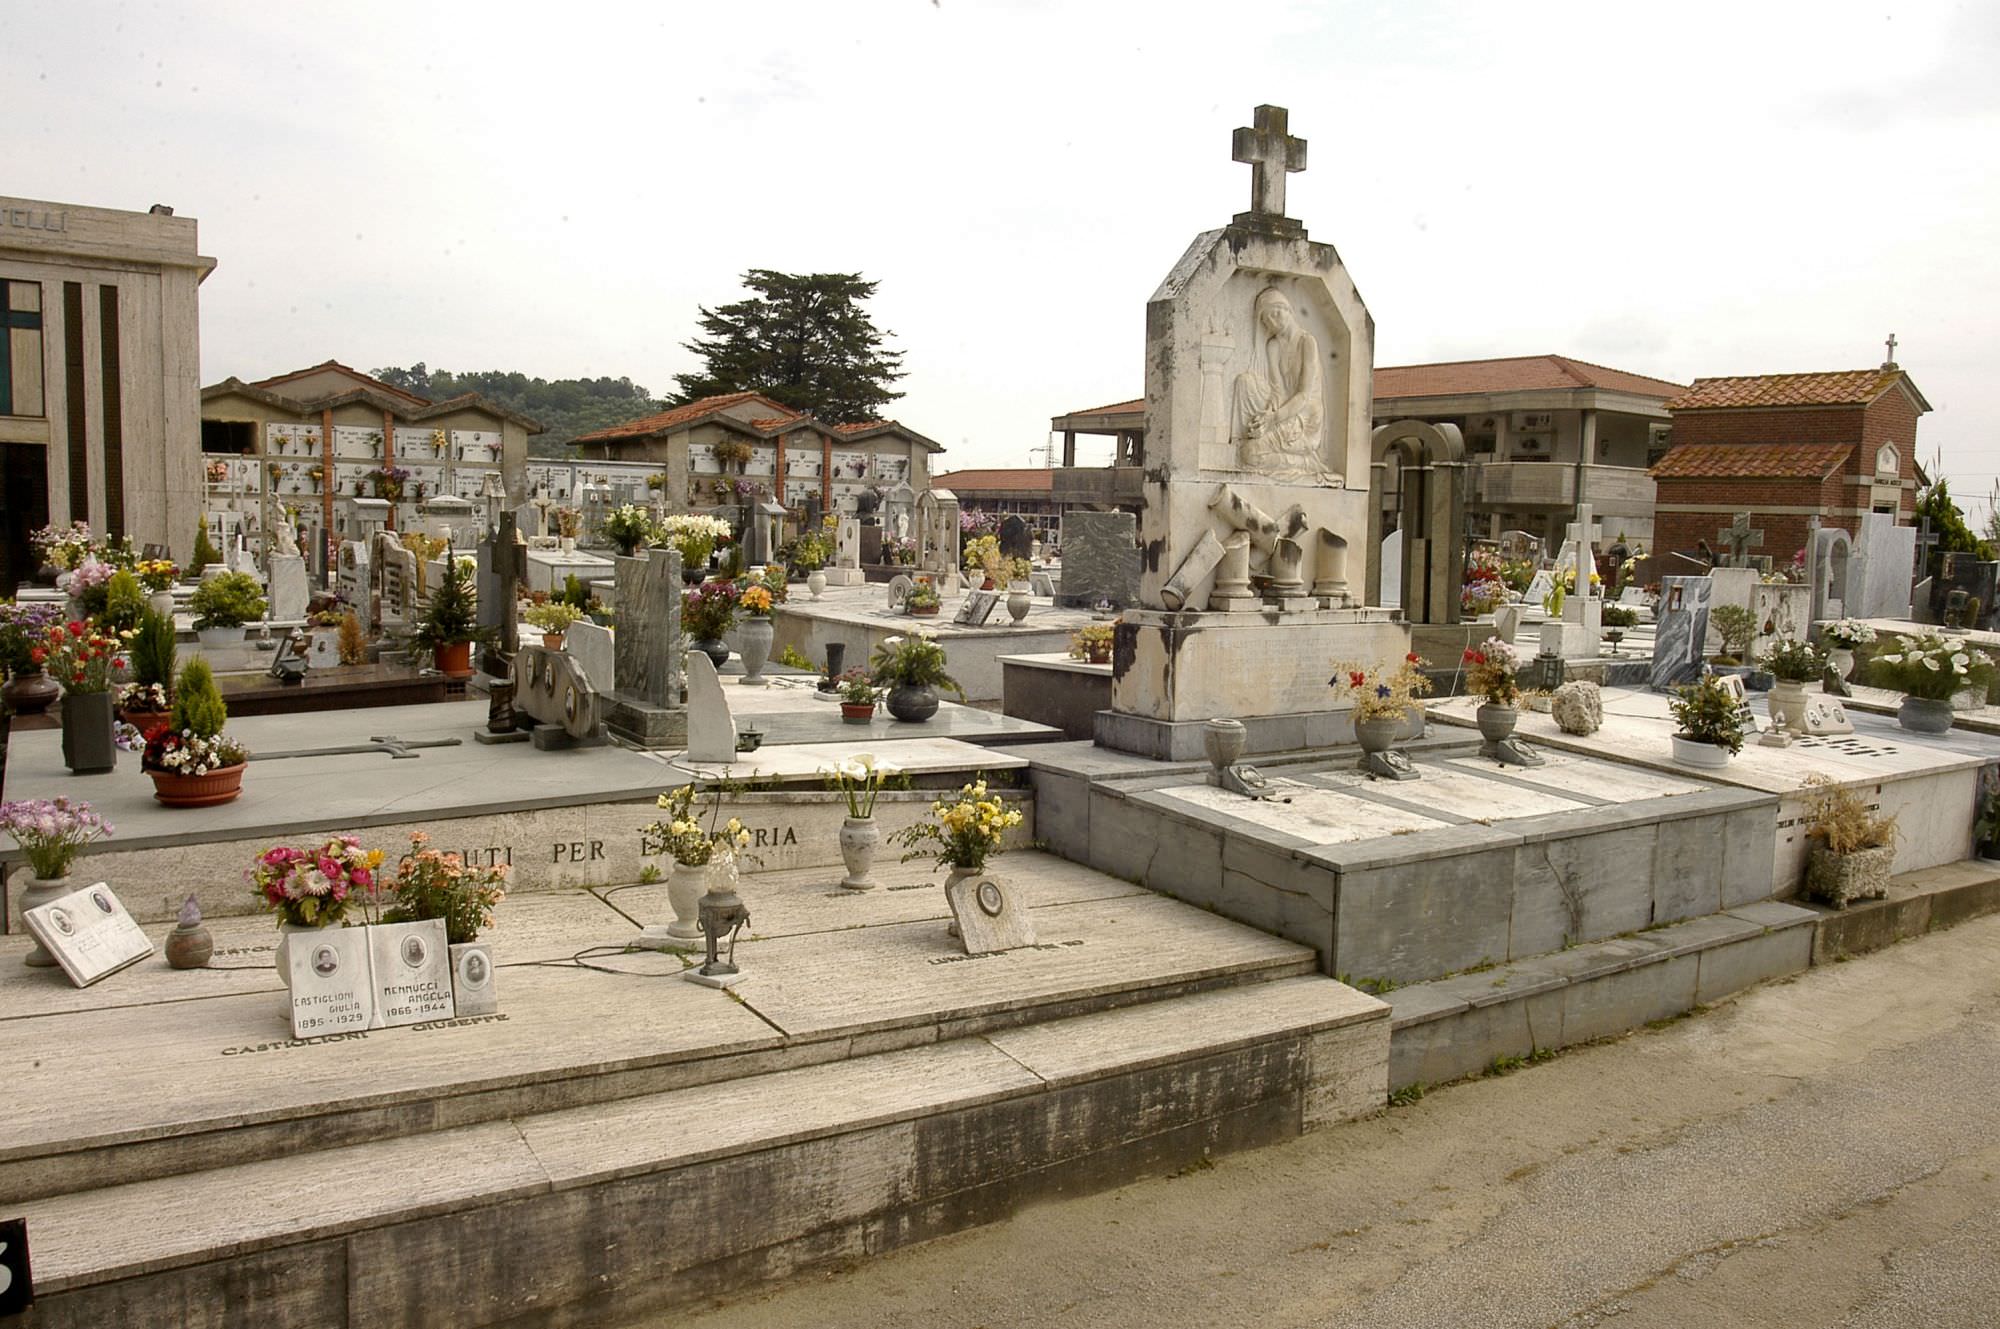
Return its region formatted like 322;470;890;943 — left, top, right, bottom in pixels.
1387;901;1818;1090
18;975;1389;1328
0;855;1318;1203
1808;857;2000;961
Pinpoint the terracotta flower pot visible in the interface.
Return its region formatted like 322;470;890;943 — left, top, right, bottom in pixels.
148;761;247;808
541;632;566;651
2;668;61;716
119;706;173;743
433;641;474;678
841;702;876;724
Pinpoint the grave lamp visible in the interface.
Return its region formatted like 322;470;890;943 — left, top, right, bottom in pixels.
695;878;751;981
1525;649;1566;694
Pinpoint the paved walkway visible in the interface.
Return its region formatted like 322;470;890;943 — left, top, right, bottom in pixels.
650;911;2000;1329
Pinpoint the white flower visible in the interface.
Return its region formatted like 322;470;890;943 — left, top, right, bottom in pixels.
1922;658;1939;671
874;760;902;777
882;636;903;648
1951;653;1970;668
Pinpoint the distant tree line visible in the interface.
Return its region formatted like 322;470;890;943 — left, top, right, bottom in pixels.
369;364;663;458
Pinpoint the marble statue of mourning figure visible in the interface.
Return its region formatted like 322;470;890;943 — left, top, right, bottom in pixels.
1233;286;1334;483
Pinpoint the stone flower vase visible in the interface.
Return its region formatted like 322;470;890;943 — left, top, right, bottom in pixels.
693;638;731;671
148;589;176;620
196;625;243;650
886;683;939;723
1896;696;1953;734
1829;647;1856;680
20;873;71;967
1006;585;1031;624
664;859;705;940
738;616;774;686
1353;713;1403;755
839;817;881;891
1474;702;1518;745
60;690;118;775
1202;717;1246;770
1806;842;1895;908
1767;679;1810;735
807;570;827;600
3;668;60;716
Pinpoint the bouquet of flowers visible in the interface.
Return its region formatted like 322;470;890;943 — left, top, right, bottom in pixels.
959;510;999;538
1462;637;1522;706
248;835;385;929
1822;618;1877;649
34;620;127;693
32;520;98;571
739;584;774;618
67;557;117;616
1461;575;1509;616
368;465;411;503
554;506;583;539
818;752;903;819
837;668;879;706
963;534;1003;581
602;503;655;555
1756;636;1825;683
381;831;509;944
0;797;113;879
1870;633;1997;702
0;600;64;675
880;535;917;566
116;680;171;714
1329;652;1433;722
640;784;754;868
133;559;180;593
683;579;738;640
904;578;941;612
659;513;732;572
894;777;1023;873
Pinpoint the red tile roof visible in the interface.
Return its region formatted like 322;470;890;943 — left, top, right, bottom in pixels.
1067;397;1145;418
571;392;797;443
932;468;1054;494
248;360;432;406
1649;442;1853;480
1665;368;1907;411
1374;355;1686;401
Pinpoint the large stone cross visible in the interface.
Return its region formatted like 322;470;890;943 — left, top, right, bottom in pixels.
1884;331;1898;366
1233;104;1307;220
1717;511;1764;566
1565;503;1601;590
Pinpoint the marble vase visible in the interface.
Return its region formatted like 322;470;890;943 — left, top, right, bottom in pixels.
664;859;705;940
1897;696;1953;733
1006;586;1031;624
1353;715;1402;754
1829;647;1855;680
738;617;773;686
1474;702;1518;745
886;683;939;722
807;570;827;600
839;817;880;890
19;874;70;967
693;638;731;671
1767;679;1810;735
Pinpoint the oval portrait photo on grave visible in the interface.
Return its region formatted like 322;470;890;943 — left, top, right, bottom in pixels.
977;880;1005;918
401;935;428;969
312;945;340;978
90;889;114;915
461;951;490;988
48;907;75;936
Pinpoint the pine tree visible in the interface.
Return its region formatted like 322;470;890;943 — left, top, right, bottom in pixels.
672;270;905;423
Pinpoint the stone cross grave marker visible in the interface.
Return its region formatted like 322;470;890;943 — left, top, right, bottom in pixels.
1232;103;1307;222
1717;512;1764;568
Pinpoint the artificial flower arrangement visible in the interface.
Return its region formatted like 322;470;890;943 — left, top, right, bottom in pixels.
1461;575;1510;616
659;513;733;572
67;557;117;616
1821;618;1878;649
894;777;1023;874
554;506;583;540
1069;623;1115;664
1329;652;1434;722
789;518;834;572
1461;637;1521;707
0;600;65;676
641;783;755;869
963;534;1004;582
709;438;754;469
133;558;180;593
682;579;739;641
880;534;917;566
819;752;903;820
740;564;788;606
249;835;385;928
116;681;171;715
381;831;509;944
0;796;113;880
1557;566;1604;595
367;465;412;503
602;503;656;556
31;520;99;572
739;584;775;618
34;620;127;694
1868;633;1997;702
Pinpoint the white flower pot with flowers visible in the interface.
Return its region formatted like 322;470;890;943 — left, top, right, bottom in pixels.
1820;618;1876;681
821;753;903;891
1868;632;1996;733
637;785;759;945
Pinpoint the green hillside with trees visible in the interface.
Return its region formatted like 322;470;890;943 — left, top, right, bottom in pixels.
369;364;662;458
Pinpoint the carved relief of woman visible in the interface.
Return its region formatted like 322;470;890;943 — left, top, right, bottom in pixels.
1232;287;1329;481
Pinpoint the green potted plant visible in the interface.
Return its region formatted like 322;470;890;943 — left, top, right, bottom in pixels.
117;607;178;740
1709;604;1755;666
1069;623;1114;665
1866;632;1997;733
383;830;510;1000
871;630;965;722
1667;672;1745;768
192;520;225;573
408;553;489;678
144;656;250;805
837;668;879;723
1600;603;1639;654
905;578;941;617
189;570;267;648
524;601;583;650
1755;635;1824;734
1799;774;1897;908
100;568;148;634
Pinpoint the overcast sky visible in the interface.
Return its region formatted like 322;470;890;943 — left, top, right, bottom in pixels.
7;1;1995;522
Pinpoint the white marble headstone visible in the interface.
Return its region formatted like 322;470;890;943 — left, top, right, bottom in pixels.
1378;529;1404;609
22;882;153;988
684;649;738;762
946;874;1037;955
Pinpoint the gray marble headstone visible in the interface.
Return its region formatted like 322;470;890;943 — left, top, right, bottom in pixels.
1707;566;1757;615
1650;576;1713;690
267;554;309;623
1851;513;1915;619
613;549;682;707
1054;510;1141;609
683;649;737;762
565;620;615;693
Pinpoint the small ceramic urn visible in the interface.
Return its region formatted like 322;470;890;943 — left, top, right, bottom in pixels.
165;894;214;969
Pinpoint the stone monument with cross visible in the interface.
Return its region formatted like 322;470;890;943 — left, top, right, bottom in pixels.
478;510;527;681
1101;104;1406;761
1542;504;1603;659
1716;512;1765;570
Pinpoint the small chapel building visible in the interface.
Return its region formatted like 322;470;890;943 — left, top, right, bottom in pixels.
1649;347;1927;568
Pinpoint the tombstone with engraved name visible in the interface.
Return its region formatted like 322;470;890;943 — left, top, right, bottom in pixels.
1054;510;1142;609
373;534;419;628
337;540;371;621
1650;576;1713;690
605;547;687;749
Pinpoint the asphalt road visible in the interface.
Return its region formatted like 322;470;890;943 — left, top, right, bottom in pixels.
656;912;2000;1329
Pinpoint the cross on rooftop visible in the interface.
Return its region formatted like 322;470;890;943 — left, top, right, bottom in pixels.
1233;104;1307;221
1883;332;1898;368
1717;511;1764;565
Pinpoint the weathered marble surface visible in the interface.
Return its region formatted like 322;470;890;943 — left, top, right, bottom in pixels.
1650;576;1713;689
1055;511;1140;609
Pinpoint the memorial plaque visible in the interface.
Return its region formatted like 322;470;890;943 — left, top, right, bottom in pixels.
1055;511;1141;609
450;942;499;1017
368;920;455;1028
954;589;1000;625
1522;570;1554;607
946;874;1037;955
21;883;152;988
288;928;374;1039
1803;695;1855;736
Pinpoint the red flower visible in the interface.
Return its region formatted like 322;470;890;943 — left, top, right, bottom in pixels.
1405;652;1421;663
1347;670;1366;689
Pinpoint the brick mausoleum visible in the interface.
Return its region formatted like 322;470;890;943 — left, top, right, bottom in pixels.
1650;351;1928;566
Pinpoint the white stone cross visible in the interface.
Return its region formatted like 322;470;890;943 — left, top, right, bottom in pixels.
1565;503;1602;588
1884;331;1898;366
1232;104;1308;219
